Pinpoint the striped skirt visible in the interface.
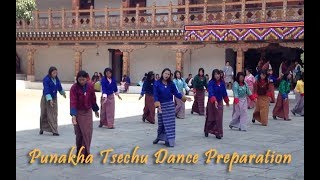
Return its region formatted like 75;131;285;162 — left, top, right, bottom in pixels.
143;94;155;124
100;94;115;128
272;93;289;120
292;94;304;116
74;109;93;155
204;100;224;137
157;101;176;147
40;95;58;134
175;97;185;119
192;89;205;115
229;97;248;131
253;95;270;126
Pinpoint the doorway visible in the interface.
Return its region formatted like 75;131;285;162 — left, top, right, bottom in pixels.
108;49;123;82
244;44;303;77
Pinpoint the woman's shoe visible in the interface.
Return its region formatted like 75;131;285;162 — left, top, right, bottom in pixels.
98;124;103;128
291;110;296;116
39;130;43;135
205;132;208;137
53;133;59;136
191;111;194;114
142;116;146;122
229;125;233;129
153;139;159;144
273;116;277;120
216;135;222;139
252;118;255;123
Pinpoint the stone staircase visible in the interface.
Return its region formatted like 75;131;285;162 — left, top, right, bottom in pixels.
16;74;26;80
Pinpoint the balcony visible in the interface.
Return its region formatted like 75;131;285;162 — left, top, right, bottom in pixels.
16;0;304;32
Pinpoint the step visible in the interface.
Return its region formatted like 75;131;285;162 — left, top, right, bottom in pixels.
16;74;26;80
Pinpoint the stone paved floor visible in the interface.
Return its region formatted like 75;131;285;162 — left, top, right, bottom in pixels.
16;89;304;180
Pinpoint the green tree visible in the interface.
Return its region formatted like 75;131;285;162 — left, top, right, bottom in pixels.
16;0;36;21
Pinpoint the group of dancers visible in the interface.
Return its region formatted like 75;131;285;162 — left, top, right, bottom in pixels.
39;65;304;156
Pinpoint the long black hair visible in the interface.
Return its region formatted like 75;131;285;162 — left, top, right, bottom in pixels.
235;72;245;84
160;68;172;83
257;70;268;81
146;71;155;82
103;68;113;78
48;66;58;77
76;70;88;85
198;68;205;77
282;72;292;81
174;70;182;79
211;69;221;81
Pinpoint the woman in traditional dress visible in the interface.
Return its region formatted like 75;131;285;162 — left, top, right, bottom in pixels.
191;68;207;115
91;72;99;83
291;73;304;116
223;61;234;89
153;68;192;147
139;71;156;124
267;69;278;103
252;70;272;126
273;73;292;121
229;72;256;131
99;68;122;129
173;70;190;119
39;66;66;136
205;69;230;139
70;70;99;156
245;69;256;109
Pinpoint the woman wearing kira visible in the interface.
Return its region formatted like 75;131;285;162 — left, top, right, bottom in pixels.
70;70;99;156
245;68;256;109
139;71;156;124
252;70;273;126
99;68;122;129
153;68;192;147
39;66;66;136
229;72;257;131
191;68;208;116
267;69;278;103
291;72;304;117
204;69;230;139
272;72;292;121
173;70;190;119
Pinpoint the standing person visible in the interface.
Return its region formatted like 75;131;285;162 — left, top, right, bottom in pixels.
245;69;256;109
99;68;122;129
98;72;103;81
273;73;292;121
256;58;264;77
185;74;193;95
293;59;302;85
173;70;190;119
229;72;256;131
267;69;278;103
191;68;208;115
223;61;234;89
205;74;209;83
279;59;288;77
121;75;131;93
70;70;99;156
205;69;229;139
91;72;99;84
291;73;304;116
220;70;225;83
39;66;66;136
139;71;156;124
153;68;192;147
155;74;160;81
252;70;272;126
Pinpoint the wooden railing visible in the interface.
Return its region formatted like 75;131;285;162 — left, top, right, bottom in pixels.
16;0;304;32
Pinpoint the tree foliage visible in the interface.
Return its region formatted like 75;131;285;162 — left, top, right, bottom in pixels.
16;0;36;21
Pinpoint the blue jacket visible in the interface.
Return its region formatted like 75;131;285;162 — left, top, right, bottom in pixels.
208;80;228;102
42;75;64;101
141;80;154;96
101;77;118;95
153;80;183;103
